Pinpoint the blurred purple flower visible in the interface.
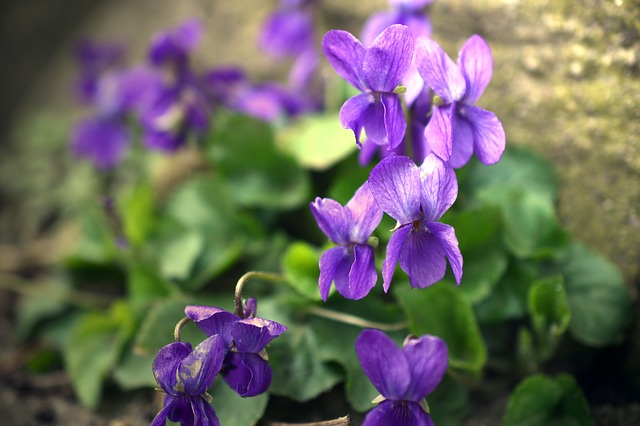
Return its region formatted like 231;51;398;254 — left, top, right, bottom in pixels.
260;8;314;59
74;40;124;103
356;329;448;426
310;182;383;300
368;155;462;290
322;24;413;150
149;19;203;71
185;302;287;397
362;0;433;105
415;35;505;168
151;335;224;426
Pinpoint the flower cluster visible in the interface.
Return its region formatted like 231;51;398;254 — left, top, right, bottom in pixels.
151;299;286;425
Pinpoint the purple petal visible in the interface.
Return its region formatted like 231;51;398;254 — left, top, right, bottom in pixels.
362;24;414;92
356;330;411;399
361;99;387;145
71;116;129;169
322;30;366;91
398;225;448;288
310;197;350;245
345;182;384;244
244;298;258;319
449;113;474;168
178;335;225;395
382;225;412;293
368;155;421;224
346;244;378;300
463;105;506;165
166;395;194;425
427;222;463;284
149;19;203;66
223;352;272;397
402;64;426;106
424;103;454;162
339;92;375;147
458;35;493;105
318;246;351;301
192;397;221;426
419;154;458;222
361;12;399;47
415;37;465;104
150;397;174;426
290;48;320;91
142;129;185;153
153;342;192;395
107;67;163;113
232;317;287;353
363;400;433;426
184;305;239;346
381;93;407;150
402;335;448;400
260;10;314;57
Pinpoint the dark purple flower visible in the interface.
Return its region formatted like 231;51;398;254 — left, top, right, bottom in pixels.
356;329;448;426
322;24;414;150
368;155;462;290
149;19;203;70
185;303;287;397
310;182;383;300
74;40;124;103
415;35;505;168
71;116;129;170
151;335;224;426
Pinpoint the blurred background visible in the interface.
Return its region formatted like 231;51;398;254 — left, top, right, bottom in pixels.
0;0;639;424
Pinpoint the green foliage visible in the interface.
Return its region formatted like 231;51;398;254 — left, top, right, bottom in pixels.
209;380;269;426
502;374;595;426
395;284;487;375
527;276;570;355
281;241;323;301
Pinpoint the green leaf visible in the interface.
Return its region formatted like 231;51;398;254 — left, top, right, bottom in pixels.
118;181;155;247
527;276;570;348
444;205;502;253
158;231;204;280
428;375;470;426
209;380;269;426
127;262;171;304
502;374;595;426
477;187;568;259
277;114;357;170
64;302;134;408
15;279;71;341
327;154;373;205
462;147;559;203
281;242;322;301
559;242;632;347
395;284;487;374
458;248;508;304
112;348;156;389
207;113;310;209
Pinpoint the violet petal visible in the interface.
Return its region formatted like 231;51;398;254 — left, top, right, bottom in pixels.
424;103;454;162
415;37;465;104
449;113;475;168
362;24;414;92
398;226;447;288
355;329;411;400
191;397;221;426
345;182;384;244
153;342;192;396
233;317;287;353
310;197;350;245
347;244;378;300
339;92;374;147
464;105;506;165
419;154;458;222
184;306;239;347
178;335;225;395
318;246;350;301
458;35;493;105
223;352;272;397
362;400;434;426
427;221;463;284
321;30;366;91
381;92;407;150
71;116;129;170
402;334;448;401
382;225;412;292
368;155;421;224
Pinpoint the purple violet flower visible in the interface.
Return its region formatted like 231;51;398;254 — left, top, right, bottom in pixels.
184;302;287;397
362;0;433;105
151;335;224;426
149;19;203;71
260;7;315;59
74;40;124;104
415;35;505;168
356;329;448;426
310;182;384;300
368;154;462;290
322;24;414;150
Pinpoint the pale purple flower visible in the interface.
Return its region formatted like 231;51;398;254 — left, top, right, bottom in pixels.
260;8;314;59
356;329;448;426
310;182;383;300
322;24;414;150
368;154;462;290
71;116;129;169
149;19;203;71
74;40;124;103
151;335;224;426
185;302;287;397
416;35;505;168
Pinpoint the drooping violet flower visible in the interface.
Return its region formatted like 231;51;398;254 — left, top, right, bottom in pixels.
415;35;505;168
362;0;433;105
74;40;124;104
310;182;384;300
368;154;462;290
185;302;287;397
356;329;448;426
149;19;203;72
151;335;224;426
322;24;414;150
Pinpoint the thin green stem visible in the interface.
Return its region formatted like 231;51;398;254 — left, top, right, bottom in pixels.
234;271;284;317
307;306;408;331
268;415;352;426
174;316;191;342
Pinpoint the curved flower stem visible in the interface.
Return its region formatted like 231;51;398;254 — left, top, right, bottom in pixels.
307;306;408;331
173;316;191;342
268;415;352;426
234;271;285;318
